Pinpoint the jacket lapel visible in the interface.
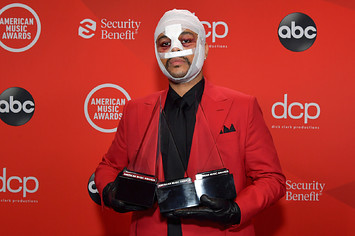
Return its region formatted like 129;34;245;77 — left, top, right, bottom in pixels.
200;81;233;142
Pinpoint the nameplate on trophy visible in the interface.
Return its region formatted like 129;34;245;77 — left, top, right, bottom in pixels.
194;168;236;199
156;177;199;213
115;168;157;208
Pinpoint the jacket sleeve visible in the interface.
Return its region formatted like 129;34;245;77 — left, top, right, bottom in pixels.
94;101;130;204
235;97;286;225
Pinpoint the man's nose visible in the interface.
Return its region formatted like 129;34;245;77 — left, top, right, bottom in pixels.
171;47;182;52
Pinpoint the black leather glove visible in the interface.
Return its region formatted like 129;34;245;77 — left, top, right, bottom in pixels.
171;194;241;226
102;173;147;213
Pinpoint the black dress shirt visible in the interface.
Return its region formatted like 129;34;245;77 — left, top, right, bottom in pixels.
160;78;205;236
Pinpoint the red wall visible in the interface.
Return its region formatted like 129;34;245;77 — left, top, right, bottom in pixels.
1;0;354;235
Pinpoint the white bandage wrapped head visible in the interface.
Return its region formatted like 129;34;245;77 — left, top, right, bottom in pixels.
154;9;206;83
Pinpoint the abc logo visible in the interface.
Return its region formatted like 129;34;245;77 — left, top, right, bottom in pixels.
278;12;317;52
87;172;101;205
0;87;35;126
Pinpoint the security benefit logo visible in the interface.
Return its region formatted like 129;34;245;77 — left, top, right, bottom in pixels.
0;168;39;204
286;179;325;202
84;83;131;133
271;94;320;130
278;12;317;52
0;87;35;126
78;19;96;39
0;3;41;52
78;17;141;40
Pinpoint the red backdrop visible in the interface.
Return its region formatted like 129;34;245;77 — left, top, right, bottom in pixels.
1;0;354;235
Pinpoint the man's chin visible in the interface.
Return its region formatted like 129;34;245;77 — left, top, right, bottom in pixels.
167;71;188;79
166;65;190;78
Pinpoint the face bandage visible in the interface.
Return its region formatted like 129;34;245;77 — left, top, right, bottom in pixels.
157;24;194;59
154;9;206;83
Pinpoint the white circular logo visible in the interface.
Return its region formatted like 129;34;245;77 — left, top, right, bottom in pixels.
84;83;131;133
0;3;41;52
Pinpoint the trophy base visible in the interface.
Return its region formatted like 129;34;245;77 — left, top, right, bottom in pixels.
156;177;199;213
194;168;236;199
115;168;157;208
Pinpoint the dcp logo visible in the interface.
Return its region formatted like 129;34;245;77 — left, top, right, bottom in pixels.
202;21;228;43
78;19;96;39
87;172;101;205
272;94;320;124
0;87;35;126
278;12;317;52
0;168;39;197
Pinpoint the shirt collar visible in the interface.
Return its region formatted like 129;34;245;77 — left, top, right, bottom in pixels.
167;78;205;108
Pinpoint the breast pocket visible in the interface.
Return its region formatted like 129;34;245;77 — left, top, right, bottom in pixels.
218;130;239;145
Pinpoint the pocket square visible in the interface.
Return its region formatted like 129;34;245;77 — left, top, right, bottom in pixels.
220;124;236;134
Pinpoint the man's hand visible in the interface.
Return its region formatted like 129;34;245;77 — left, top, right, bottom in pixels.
171;194;241;226
102;173;147;213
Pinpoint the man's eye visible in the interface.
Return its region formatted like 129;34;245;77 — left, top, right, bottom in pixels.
160;42;171;47
181;39;191;44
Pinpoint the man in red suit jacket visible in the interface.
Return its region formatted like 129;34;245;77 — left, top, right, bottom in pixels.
95;9;285;236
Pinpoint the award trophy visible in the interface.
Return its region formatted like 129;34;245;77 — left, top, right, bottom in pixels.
114;98;161;208
155;110;199;213
192;103;236;200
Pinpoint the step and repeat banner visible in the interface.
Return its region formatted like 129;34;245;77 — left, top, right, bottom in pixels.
0;0;354;235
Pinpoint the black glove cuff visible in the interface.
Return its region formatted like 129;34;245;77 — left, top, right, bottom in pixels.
102;182;114;208
229;202;241;225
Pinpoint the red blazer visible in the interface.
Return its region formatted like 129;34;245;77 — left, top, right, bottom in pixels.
95;80;286;236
